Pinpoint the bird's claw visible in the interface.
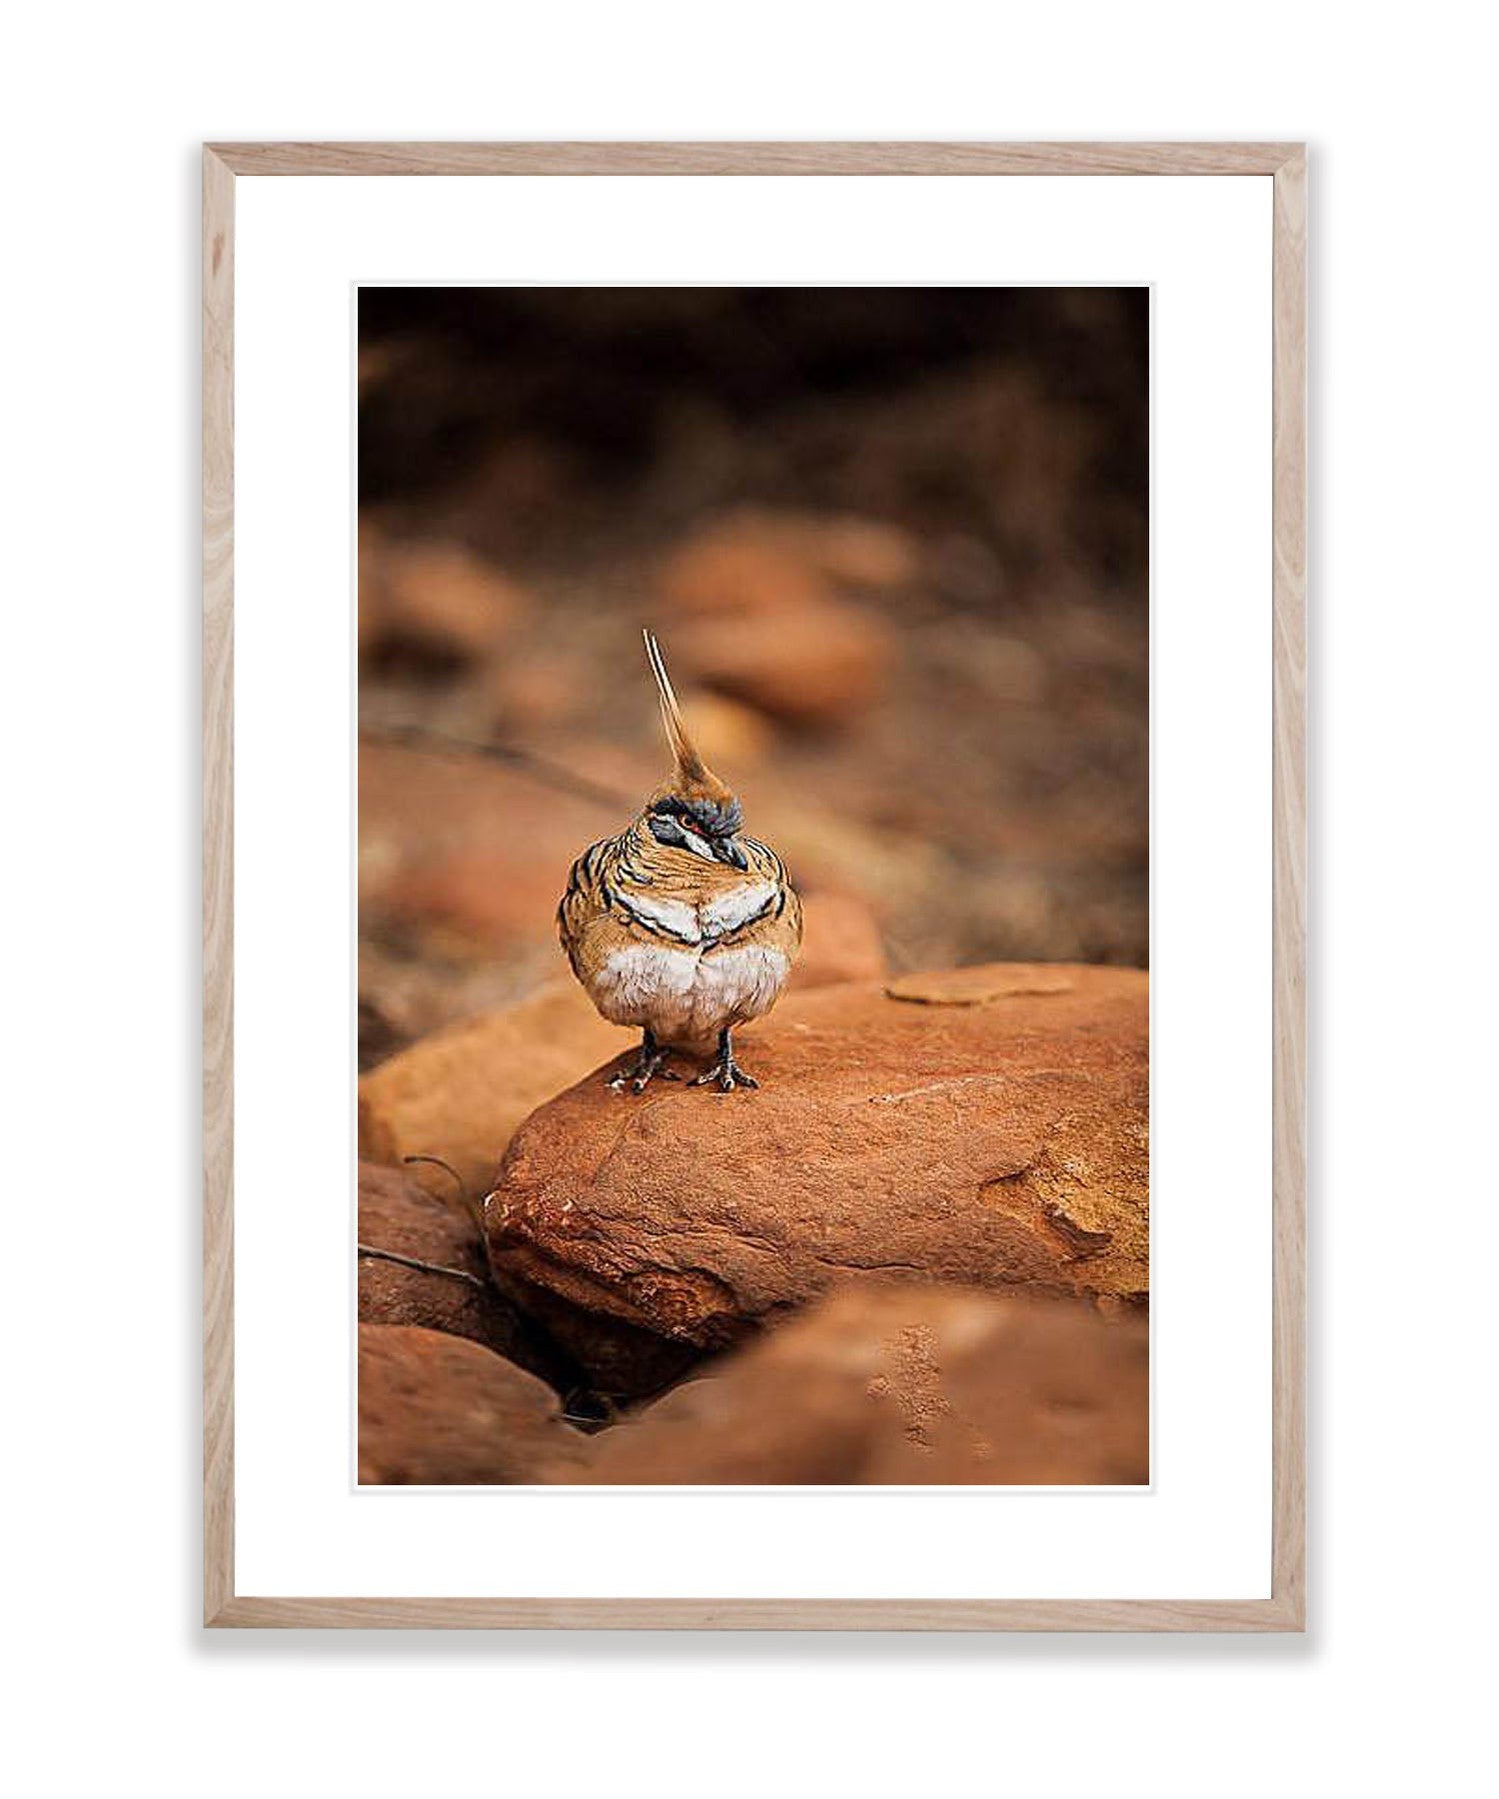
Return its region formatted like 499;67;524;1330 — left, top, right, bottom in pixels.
691;1058;758;1092
607;1048;678;1092
632;1066;679;1093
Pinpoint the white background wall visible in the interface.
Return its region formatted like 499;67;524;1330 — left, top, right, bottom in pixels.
4;7;1492;1794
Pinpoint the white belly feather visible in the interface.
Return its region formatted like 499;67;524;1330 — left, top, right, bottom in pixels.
589;876;787;1045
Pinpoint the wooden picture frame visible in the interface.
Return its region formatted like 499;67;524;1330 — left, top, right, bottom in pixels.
203;140;1306;1631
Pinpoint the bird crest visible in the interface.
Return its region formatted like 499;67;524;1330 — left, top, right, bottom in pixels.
642;628;737;816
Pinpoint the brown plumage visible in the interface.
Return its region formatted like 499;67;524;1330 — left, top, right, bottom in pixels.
557;630;803;1090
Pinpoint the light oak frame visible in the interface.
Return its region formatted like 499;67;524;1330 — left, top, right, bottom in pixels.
203;140;1307;1631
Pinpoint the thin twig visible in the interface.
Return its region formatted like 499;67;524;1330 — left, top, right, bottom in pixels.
357;1243;489;1290
360;722;633;811
401;1153;488;1233
403;1153;468;1201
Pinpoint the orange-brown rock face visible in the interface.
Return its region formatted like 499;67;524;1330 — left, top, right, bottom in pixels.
357;1324;585;1484
359;981;629;1204
658;509;917;619
360;533;528;671
788;887;888;990
672;605;892;727
581;1285;1148;1486
485;963;1148;1395
359;1161;501;1342
359;737;631;961
657;512;901;726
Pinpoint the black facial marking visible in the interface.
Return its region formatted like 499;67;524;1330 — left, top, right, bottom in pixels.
646;813;692;851
649;795;743;838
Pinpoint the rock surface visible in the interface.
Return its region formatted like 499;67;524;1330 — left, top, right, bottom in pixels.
655;512;902;725
382;844;578;959
361;534;527;669
359;981;627;1203
357;1160;526;1361
360;738;625;961
582;1284;1148;1485
658;510;917;618
357;734;658;1062
673;604;892;727
793;888;888;989
659;524;829;621
485;963;1148;1395
358;1324;585;1484
676;690;775;768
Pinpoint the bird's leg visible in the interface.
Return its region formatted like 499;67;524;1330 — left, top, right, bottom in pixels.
607;1028;680;1093
691;1027;759;1092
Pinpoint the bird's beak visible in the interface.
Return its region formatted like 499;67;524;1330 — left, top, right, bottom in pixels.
715;835;749;870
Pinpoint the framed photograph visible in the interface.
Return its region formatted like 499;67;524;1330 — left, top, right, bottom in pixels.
204;141;1305;1629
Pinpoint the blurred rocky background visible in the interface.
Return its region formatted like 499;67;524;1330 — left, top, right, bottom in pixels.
358;287;1148;1073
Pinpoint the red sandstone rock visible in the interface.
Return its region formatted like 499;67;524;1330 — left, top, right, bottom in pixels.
357;1160;525;1361
801;514;919;589
791;888;888;990
359;736;639;960
658;510;917;619
885;963;1074;1005
485;963;1148;1396
357;1325;585;1484
676;690;775;768
672;603;892;726
582;1284;1148;1485
358;981;629;1204
361;536;527;668
658;522;830;621
361;738;594;890
656;512;900;726
382;845;569;958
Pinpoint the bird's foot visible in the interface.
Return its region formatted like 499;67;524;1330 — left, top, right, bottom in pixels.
691;1053;759;1093
607;1045;679;1093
